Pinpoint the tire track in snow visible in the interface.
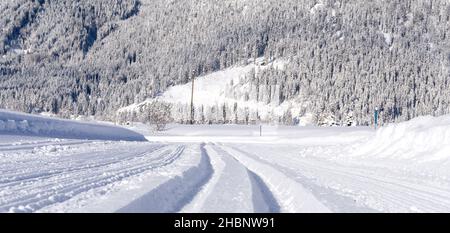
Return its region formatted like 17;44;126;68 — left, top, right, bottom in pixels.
232;144;450;212
0;144;185;213
180;143;225;213
219;144;330;213
230;146;377;213
117;143;213;213
181;143;280;213
247;170;281;213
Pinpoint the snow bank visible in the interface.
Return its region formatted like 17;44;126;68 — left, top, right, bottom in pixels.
0;109;146;141
352;115;450;162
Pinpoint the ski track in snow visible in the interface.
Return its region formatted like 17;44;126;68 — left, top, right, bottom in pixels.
0;140;187;213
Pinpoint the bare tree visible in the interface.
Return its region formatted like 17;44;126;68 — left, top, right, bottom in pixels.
144;101;172;131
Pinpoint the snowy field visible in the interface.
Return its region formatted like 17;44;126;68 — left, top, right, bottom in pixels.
1;110;450;213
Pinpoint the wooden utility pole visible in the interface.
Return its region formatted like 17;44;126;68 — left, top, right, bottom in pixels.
190;71;195;125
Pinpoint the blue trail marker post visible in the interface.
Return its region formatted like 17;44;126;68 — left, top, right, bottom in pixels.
374;108;379;130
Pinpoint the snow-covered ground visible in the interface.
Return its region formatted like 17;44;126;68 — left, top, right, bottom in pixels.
119;58;289;114
1;110;450;213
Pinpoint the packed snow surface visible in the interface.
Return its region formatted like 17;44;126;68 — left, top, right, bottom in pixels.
1;110;450;213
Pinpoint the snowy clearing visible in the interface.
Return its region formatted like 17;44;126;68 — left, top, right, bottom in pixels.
1;110;450;213
117;59;314;125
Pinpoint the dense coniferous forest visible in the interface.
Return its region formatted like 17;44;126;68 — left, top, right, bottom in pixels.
1;0;449;125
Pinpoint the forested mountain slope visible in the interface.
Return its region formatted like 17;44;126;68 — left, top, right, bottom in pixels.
1;0;449;125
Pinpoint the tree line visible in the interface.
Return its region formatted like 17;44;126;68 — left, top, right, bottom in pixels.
1;0;449;126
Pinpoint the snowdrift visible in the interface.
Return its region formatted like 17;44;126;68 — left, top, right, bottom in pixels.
352;115;450;162
0;109;146;141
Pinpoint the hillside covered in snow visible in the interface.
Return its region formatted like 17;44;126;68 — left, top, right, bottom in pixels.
117;59;319;125
1;0;450;126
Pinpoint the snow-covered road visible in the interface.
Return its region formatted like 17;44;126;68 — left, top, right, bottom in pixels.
0;136;330;213
1;115;450;212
